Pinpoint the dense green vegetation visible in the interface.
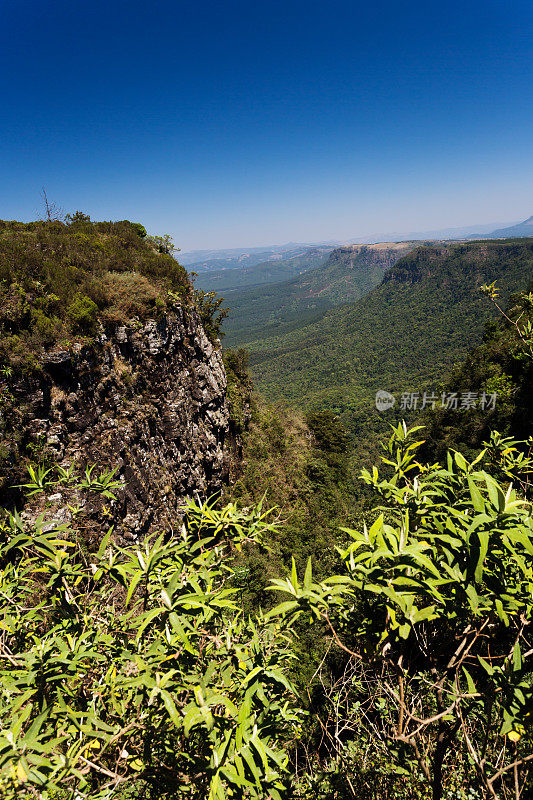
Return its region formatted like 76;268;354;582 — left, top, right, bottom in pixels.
221;243;417;346
1;425;531;799
0;468;301;800
0;216;230;374
194;247;332;294
421;282;533;461
223;350;367;588
223;274;533;591
280;422;533;799
244;239;533;405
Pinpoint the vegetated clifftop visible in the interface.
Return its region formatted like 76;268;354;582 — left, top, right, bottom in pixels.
300;241;419;303
0;217;230;541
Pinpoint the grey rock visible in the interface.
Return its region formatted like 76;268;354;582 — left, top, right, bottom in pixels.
47;493;62;503
6;304;230;545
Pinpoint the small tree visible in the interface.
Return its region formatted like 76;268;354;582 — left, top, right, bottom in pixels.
194;288;229;343
146;234;176;254
40;187;64;223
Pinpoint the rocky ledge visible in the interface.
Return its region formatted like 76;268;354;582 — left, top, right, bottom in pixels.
4;305;229;542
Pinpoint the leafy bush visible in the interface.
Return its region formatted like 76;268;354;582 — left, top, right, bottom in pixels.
130;222;147;238
0;474;301;800
273;422;533;799
194;289;228;344
66;292;99;333
223;349;254;435
224;349;250;379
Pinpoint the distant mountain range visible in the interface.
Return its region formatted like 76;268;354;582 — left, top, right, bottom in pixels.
342;215;533;244
181;216;533;276
344;221;515;244
469;215;533;239
179;242;336;270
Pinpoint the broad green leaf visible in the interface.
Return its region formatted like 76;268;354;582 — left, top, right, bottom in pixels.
512;641;522;672
467;478;485;513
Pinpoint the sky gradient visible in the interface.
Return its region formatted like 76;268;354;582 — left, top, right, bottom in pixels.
1;0;532;249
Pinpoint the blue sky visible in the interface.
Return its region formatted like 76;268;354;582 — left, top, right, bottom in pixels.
1;0;532;249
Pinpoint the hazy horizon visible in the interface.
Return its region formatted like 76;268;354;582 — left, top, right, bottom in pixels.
178;219;522;258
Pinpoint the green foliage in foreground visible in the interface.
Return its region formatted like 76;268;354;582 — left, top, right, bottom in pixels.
0;487;300;800
274;422;533;799
1;424;532;799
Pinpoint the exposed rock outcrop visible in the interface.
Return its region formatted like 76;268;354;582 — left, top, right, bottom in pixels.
2;305;229;542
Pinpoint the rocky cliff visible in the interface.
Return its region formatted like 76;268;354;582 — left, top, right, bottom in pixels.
2;305;229;542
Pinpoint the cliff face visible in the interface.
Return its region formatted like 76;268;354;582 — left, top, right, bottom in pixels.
300;241;419;302
4;304;229;541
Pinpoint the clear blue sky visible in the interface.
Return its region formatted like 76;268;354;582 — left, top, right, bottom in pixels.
1;0;532;250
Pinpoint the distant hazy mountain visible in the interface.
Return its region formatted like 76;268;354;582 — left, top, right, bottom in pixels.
345;222;515;244
486;216;533;238
194;247;333;293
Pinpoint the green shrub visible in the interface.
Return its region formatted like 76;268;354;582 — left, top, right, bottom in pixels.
30;309;61;345
274;422;533;799
67;292;99;334
224;348;250;378
0;473;301;800
194;289;228;343
130;222;147;238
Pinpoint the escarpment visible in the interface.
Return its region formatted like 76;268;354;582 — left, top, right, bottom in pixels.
2;307;229;541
